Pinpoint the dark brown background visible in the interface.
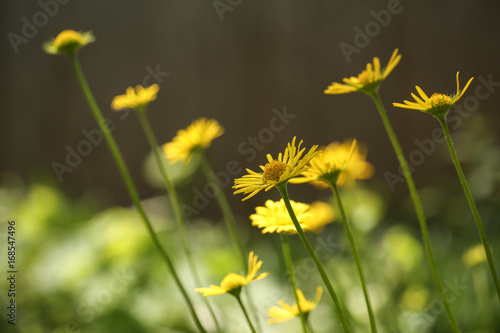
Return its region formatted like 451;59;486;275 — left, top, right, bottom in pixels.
2;0;500;213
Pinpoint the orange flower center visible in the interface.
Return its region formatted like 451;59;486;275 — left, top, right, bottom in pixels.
262;161;288;182
430;93;452;107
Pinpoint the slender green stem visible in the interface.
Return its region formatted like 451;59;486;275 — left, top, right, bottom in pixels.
328;181;377;333
439;118;500;299
69;54;207;333
198;154;261;329
136;112;221;332
281;233;309;333
198;154;246;267
235;295;257;333
368;91;461;332
276;183;350;332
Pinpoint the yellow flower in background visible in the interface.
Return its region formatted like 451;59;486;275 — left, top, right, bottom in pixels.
43;29;95;55
250;199;311;234
307;201;336;233
250;199;334;234
268;287;323;324
163;118;224;164
324;49;401;94
233;137;318;201
292;139;374;187
393;72;474;119
462;244;487;267
194;251;268;297
111;84;160;111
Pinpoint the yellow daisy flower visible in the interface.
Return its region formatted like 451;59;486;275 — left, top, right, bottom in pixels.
393;72;474;119
268;286;323;324
233;137;318;201
250;199;311;234
291;139;374;187
250;199;334;234
43;29;95;55
462;244;487;267
194;251;268;297
307;201;336;233
324;49;401;94
163;118;224;164
111;84;160;111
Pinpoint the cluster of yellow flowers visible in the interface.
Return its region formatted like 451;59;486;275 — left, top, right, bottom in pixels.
46;29;493;333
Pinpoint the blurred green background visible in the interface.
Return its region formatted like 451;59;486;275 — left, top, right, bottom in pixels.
1;0;500;332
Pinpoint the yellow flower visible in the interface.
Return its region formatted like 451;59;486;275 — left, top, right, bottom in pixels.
111;84;160;111
268;286;323;324
194;251;268;297
250;199;311;234
233;137;318;201
163;118;224;164
307;201;336;233
462;244;487;267
393;72;474;119
43;29;95;55
291;139;374;187
324;49;401;94
250;199;334;234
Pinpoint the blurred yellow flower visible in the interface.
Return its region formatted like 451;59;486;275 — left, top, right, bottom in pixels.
250;199;334;234
43;29;95;55
324;49;401;94
307;201;336;233
163;118;224;164
250;199;310;234
111;84;159;111
194;251;268;297
400;285;429;312
462;244;487;267
291;139;374;187
393;72;473;119
268;286;323;324
233;137;317;201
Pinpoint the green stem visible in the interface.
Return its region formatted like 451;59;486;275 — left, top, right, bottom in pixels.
281;233;309;333
368;91;461;332
198;154;261;329
198;154;246;267
136;111;221;332
235;295;257;333
276;183;350;333
69;54;207;333
439;118;500;299
329;181;377;333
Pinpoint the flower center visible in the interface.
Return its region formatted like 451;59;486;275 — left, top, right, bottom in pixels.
358;70;371;84
54;30;83;48
430;93;452;107
262;160;288;182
